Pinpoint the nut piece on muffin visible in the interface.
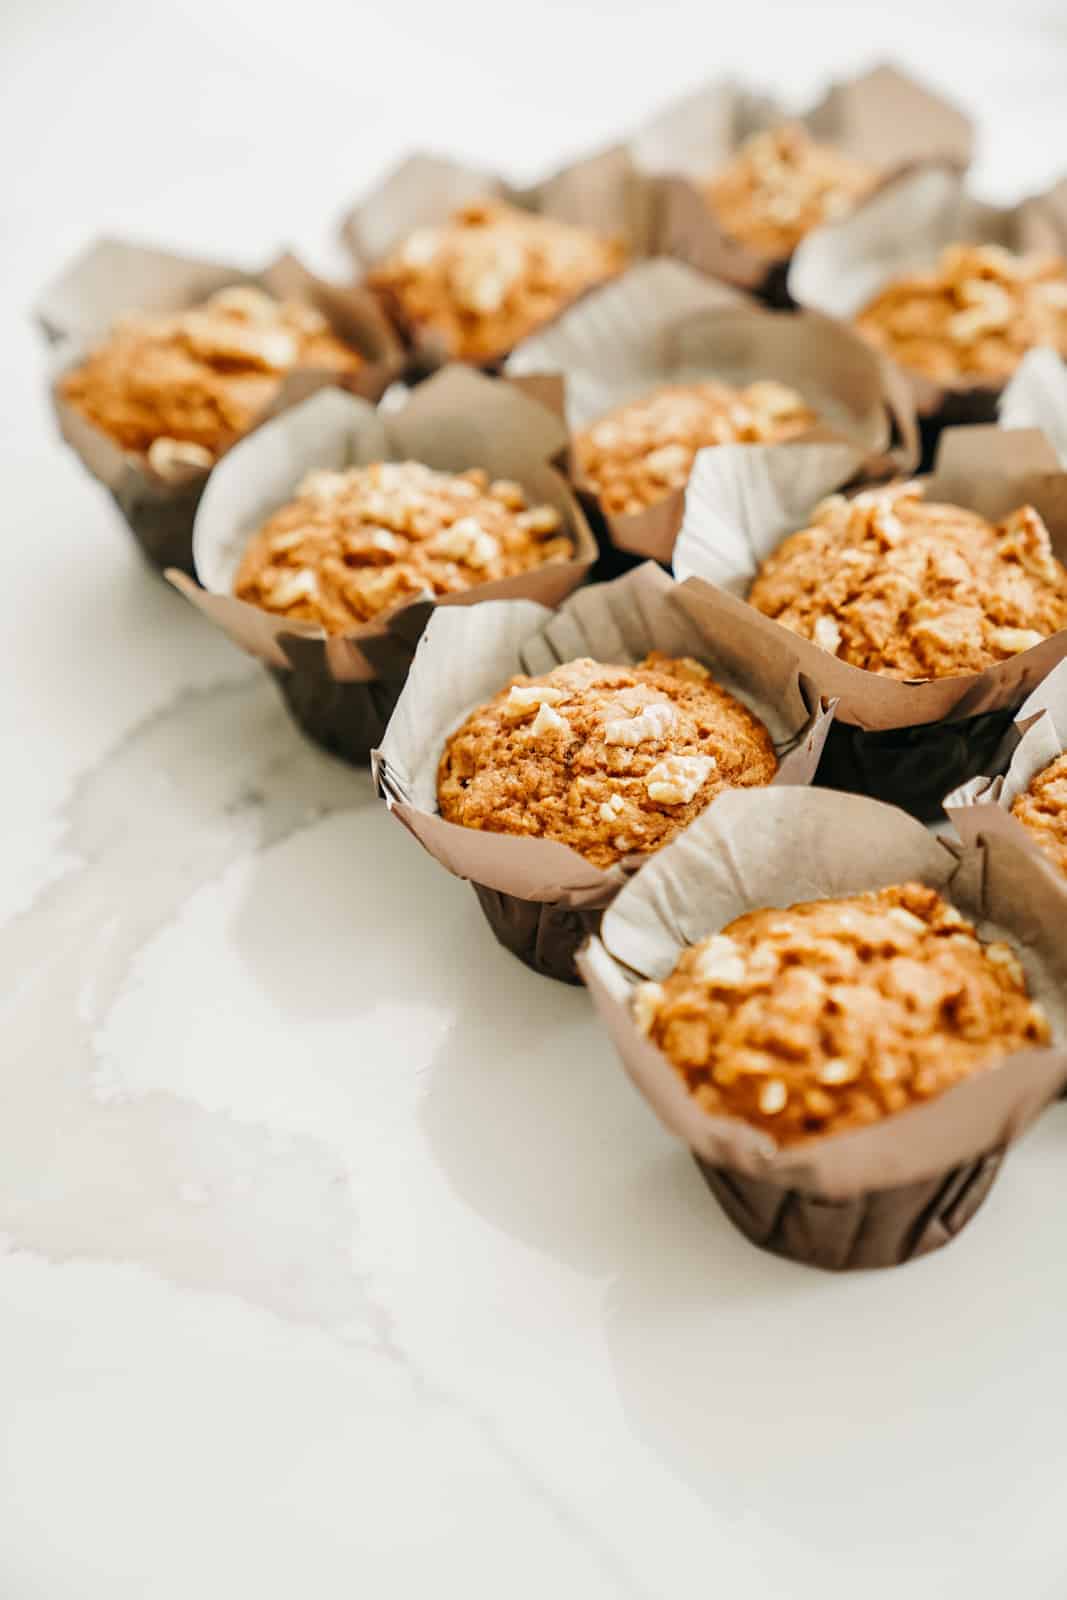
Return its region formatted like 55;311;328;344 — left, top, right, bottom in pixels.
233;462;572;632
575;380;817;516
634;881;1050;1145
367;200;626;364
855;243;1067;386
704;125;879;258
747;479;1067;679
437;654;777;869
230;457;572;630
59;286;363;475
1011;752;1067;878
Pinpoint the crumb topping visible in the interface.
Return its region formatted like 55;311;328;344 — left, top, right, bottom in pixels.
60;285;362;468
705;125;879;258
368;200;626;363
635;881;1050;1145
575;380;816;516
437;653;777;868
748;480;1067;678
855;243;1067;385
1011;751;1067;879
232;461;572;631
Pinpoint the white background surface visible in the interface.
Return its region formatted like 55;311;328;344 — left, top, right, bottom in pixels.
4;3;1067;1595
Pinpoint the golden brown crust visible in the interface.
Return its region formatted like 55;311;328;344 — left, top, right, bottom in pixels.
855;243;1067;386
59;286;362;466
574;380;817;516
635;882;1050;1146
747;480;1067;679
704;125;879;258
436;653;778;869
232;462;572;633
1010;752;1067;878
368;200;626;364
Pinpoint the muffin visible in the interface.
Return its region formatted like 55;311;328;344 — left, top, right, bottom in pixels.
233;461;573;632
747;479;1067;679
437;653;778;870
367;200;626;364
1010;752;1067;878
855;243;1067;387
574;379;817;517
704;125;879;259
633;880;1050;1146
59;285;363;473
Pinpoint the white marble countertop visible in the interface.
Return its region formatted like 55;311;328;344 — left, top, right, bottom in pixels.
5;2;1067;1595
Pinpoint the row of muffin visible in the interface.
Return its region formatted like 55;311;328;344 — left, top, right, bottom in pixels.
373;563;1067;1272
34;65;1067;1271
36;278;1067;1279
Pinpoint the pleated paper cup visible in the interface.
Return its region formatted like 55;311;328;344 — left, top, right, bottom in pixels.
1000;348;1067;466
945;654;1067;886
36;237;403;575
167;367;596;766
632;63;972;303
372;562;834;982
340;147;656;375
674;425;1067;818
577;786;1067;1271
790;166;1067;456
505;257;917;563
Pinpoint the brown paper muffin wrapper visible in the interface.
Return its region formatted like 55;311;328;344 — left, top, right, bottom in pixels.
1000;348;1067;466
632;64;972;302
506;258;918;563
36;238;404;575
674;425;1067;818
167;366;596;765
576;786;1067;1270
945;654;1067;881
789;166;1067;452
372;561;835;981
340;148;656;375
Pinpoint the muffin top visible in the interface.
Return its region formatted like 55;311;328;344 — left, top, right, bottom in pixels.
704;125;879;259
59;285;362;471
575;379;816;517
437;654;777;869
1011;752;1067;878
233;462;572;633
747;480;1067;679
634;881;1050;1146
855;243;1067;386
367;200;626;364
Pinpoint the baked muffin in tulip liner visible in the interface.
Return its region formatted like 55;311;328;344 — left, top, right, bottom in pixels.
674;425;1067;821
339;148;655;376
505;257;918;565
629;63;971;305
576;786;1067;1272
35;238;404;575
790;166;1067;462
1000;347;1067;466
166;366;596;766
371;561;834;983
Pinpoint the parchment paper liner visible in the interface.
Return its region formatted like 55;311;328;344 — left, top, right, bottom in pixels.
506;257;918;563
576;786;1067;1270
674;425;1067;817
340;147;655;373
167;367;596;766
36;238;404;575
945;654;1067;888
372;561;834;981
1000;349;1067;466
789;166;1067;442
632;63;972;303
